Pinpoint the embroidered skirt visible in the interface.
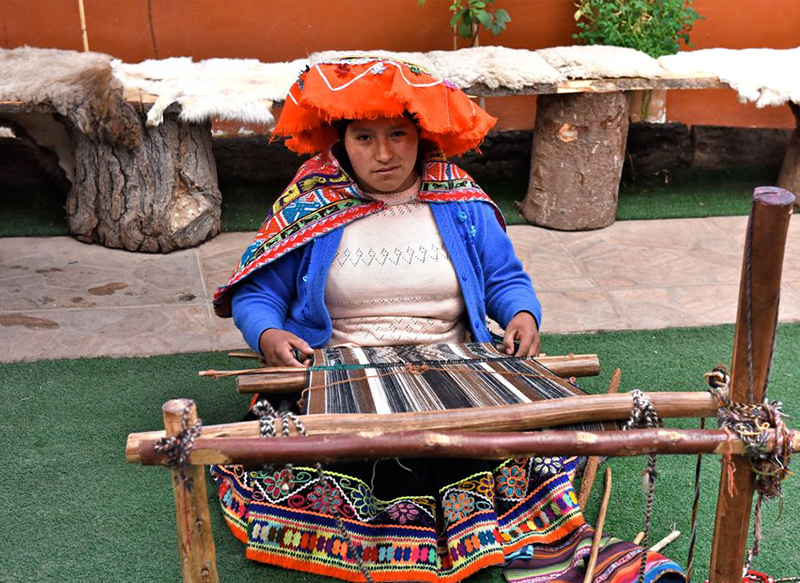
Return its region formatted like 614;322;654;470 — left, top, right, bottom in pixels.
211;454;684;583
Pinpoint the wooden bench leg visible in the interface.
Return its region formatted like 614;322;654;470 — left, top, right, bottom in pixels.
65;112;221;252
163;399;221;583
708;187;795;583
520;91;630;231
777;102;800;210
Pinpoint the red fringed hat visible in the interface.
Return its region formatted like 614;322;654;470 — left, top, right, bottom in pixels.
273;56;497;157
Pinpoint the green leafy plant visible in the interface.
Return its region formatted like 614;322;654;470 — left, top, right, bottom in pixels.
573;0;701;58
419;0;511;47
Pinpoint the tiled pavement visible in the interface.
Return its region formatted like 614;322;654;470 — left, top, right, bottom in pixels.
1;215;799;363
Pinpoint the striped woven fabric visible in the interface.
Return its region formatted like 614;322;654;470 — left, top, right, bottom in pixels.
305;342;603;429
504;524;685;583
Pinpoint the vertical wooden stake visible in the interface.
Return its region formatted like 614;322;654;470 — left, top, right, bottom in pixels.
708;187;795;583
583;468;612;583
163;399;220;583
77;0;90;52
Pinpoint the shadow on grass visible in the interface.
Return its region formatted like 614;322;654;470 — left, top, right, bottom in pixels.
0;167;792;238
0;183;68;237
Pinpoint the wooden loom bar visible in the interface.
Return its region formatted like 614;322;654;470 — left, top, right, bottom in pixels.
162;400;220;583
709;187;796;583
136;427;800;466
230;353;601;394
126;391;719;463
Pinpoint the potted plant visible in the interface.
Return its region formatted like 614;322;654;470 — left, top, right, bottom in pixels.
573;0;702;122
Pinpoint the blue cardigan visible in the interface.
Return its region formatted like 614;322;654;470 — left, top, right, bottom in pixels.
231;200;541;353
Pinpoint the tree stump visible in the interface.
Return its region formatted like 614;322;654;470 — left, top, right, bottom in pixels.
520;92;630;231
65;111;221;253
777;101;800;210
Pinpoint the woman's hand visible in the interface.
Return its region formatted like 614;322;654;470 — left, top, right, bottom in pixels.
259;329;314;367
503;311;540;357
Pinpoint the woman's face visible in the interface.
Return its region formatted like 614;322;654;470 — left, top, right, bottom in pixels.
343;116;420;194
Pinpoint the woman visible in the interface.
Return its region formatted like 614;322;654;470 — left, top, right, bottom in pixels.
211;57;684;583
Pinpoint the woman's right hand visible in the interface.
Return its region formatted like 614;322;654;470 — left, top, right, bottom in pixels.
259;328;314;367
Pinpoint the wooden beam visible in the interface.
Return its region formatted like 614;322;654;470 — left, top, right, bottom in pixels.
708;187;796;583
161;400;220;583
224;353;602;394
463;73;724;97
136;427;800;467
127;391;720;463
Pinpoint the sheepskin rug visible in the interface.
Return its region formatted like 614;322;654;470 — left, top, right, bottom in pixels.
310;46;562;89
425;46;561;89
112;56;307;127
659;47;800;108
5;45;798;135
536;45;667;79
0;46;141;147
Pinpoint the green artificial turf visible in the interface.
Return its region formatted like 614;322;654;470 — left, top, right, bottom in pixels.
616;167;783;221
1;324;799;582
211;167;792;232
1;166;787;236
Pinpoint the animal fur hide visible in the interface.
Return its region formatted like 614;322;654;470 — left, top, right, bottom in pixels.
310;49;436;71
0;47;141;148
427;46;562;89
536;45;667;79
310;47;562;89
112;57;307;127
659;47;800;108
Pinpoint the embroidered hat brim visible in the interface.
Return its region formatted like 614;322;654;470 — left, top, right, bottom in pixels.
273;57;497;157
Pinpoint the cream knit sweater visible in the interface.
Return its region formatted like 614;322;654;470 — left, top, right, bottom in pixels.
325;177;466;347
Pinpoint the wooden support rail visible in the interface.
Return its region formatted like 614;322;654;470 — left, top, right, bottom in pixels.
126;391;719;463
135;425;800;467
465;72;725;97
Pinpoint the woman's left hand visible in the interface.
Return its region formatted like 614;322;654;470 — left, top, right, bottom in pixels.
503;311;540;357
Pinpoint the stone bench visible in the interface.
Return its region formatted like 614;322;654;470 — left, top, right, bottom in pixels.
2;46;797;251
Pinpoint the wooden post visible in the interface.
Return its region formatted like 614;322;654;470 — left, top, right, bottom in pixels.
64;111;221;252
519;91;629;230
162;399;220;583
77;0;90;52
708;187;795;583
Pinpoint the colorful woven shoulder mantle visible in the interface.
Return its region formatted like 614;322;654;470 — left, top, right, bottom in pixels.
212;148;504;317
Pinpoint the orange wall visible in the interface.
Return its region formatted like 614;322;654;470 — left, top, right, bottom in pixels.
1;0;798;129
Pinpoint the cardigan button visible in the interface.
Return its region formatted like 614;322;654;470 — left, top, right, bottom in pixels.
457;211;468;222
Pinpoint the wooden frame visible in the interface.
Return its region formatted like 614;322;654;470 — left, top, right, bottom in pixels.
125;187;795;583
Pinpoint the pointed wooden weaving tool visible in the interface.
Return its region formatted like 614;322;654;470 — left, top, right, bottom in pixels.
708;187;795;583
583;467;612;583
